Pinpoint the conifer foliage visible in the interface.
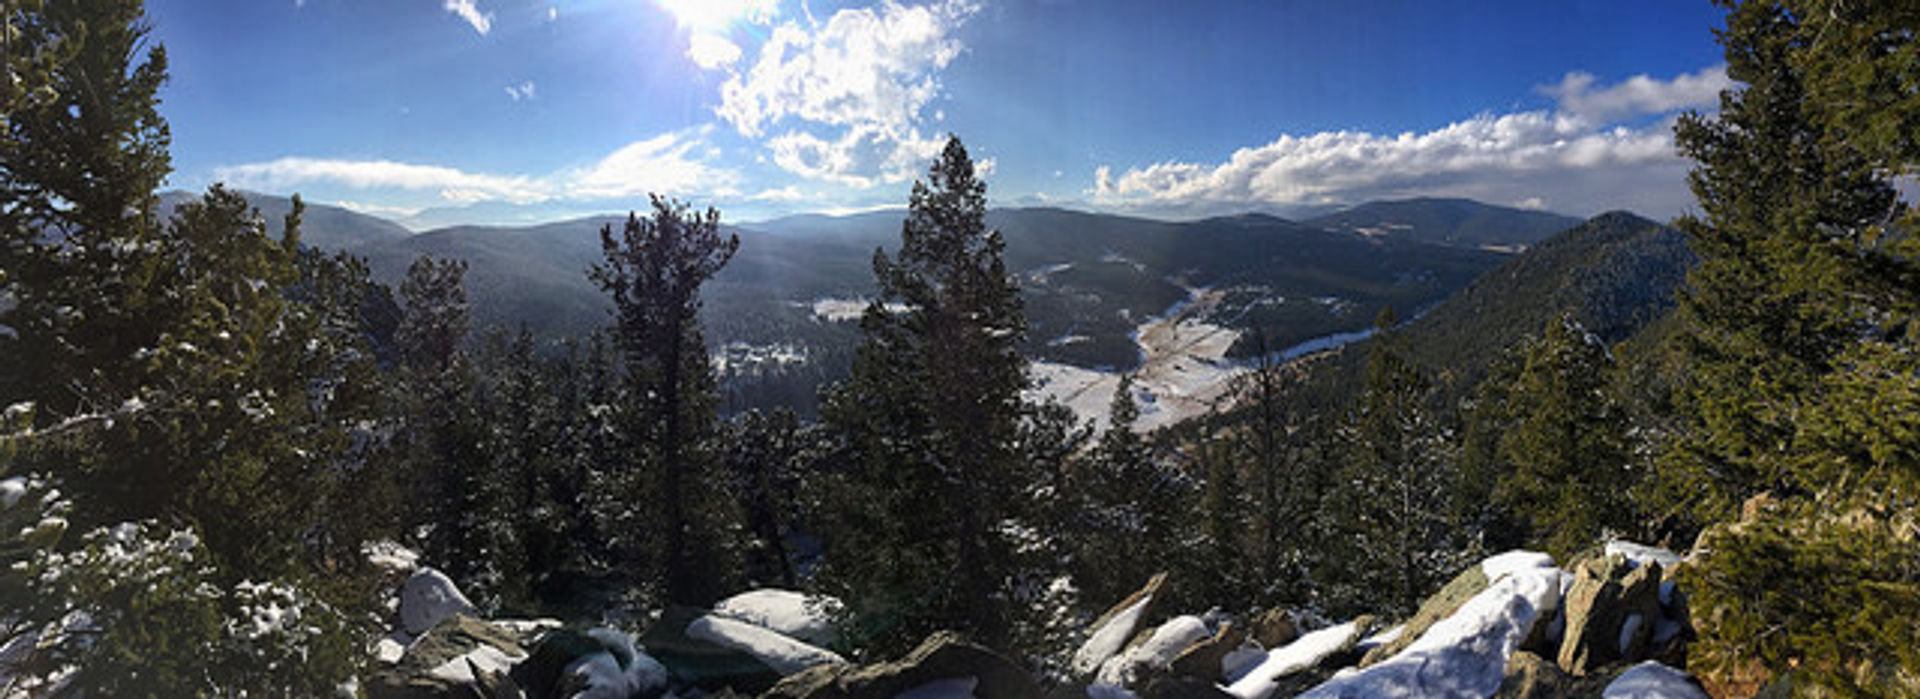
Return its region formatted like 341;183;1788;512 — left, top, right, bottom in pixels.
816;136;1051;656
1664;1;1920;691
592;196;740;606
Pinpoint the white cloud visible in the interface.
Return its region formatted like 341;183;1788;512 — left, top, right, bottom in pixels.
547;5;557;21
750;185;806;202
688;33;743;70
1090;68;1727;219
214;128;737;208
443;0;493;35
1543;65;1730;125
716;0;977;184
975;156;996;177
216;157;545;203
767;125;946;188
505;80;536;101
562;127;739;199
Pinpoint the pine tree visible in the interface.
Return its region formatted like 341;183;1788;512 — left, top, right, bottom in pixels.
816;136;1044;655
1662;1;1920;691
1071;374;1181;606
1320;309;1464;618
1487;313;1630;559
591;195;739;606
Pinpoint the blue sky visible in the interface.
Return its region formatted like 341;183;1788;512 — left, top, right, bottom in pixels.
146;0;1732;229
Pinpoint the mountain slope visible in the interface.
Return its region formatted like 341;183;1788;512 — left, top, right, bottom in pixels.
1291;210;1695;410
1307;197;1581;251
158;190;412;251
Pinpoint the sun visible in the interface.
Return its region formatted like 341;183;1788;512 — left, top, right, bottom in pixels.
655;0;775;31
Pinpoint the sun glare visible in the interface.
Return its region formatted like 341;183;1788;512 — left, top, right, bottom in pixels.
655;0;773;30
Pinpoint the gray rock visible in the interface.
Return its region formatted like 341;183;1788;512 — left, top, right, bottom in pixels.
1169;622;1247;682
1360;564;1491;667
762;631;1039;699
369;615;525;699
400;568;478;637
1558;554;1663;676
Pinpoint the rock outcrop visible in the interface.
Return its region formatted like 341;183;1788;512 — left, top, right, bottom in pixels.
764;631;1038;699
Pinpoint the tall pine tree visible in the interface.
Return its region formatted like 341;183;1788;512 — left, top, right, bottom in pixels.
591;195;739;606
816;136;1044;655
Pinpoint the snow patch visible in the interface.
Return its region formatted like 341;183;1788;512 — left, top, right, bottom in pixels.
711;589;842;647
1071;595;1151;677
427;645;523;684
563;628;669;699
1224;619;1368;699
1603;661;1708;699
1605;541;1683;569
1296;560;1562;699
399;568;477;636
686;614;846;676
1096;615;1210;687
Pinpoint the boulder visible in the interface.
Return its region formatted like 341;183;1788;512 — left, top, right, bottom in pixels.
763;631;1039;699
1602;661;1709;699
1169;622;1247;681
1494;651;1572;699
1225;616;1377;699
511;627;668;699
639;606;783;693
1248;609;1299;650
1095;615;1211;688
401;568;479;637
369;615;526;699
1070;572;1168;678
1558;554;1663;676
1359;563;1491;666
1298;554;1563;699
711;589;843;647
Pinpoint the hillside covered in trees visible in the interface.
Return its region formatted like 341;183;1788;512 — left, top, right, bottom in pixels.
2;0;1918;697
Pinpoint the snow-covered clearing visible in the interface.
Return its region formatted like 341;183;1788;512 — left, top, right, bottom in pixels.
1030;287;1244;432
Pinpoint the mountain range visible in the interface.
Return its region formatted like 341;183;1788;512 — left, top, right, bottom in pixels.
155;190;1684;419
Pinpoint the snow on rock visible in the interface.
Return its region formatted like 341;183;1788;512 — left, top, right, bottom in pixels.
1296;562;1563;699
374;635;408;664
1220;645;1267;683
0;476;27;509
1481;550;1556;580
563;628;670;699
1224;619;1371;699
1071;595;1152;677
711;589;842;647
427;644;522;684
400;567;478;636
1095;614;1210;687
363;540;420;574
895;675;980;699
686;613;846;676
1605;541;1684;570
1603;661;1709;699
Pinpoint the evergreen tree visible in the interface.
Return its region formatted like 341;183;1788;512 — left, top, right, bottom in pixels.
816;136;1044;655
722;408;806;588
1486;313;1631;559
591;195;739;606
1071;374;1181;606
397;255;470;374
1320;309;1464;618
1;0;171;422
1662;1;1920;691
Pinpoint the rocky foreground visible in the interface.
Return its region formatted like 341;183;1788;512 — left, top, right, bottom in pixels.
370;540;1714;699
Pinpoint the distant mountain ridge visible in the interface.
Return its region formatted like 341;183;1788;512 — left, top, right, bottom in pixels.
1307;197;1582;251
158;189;412;251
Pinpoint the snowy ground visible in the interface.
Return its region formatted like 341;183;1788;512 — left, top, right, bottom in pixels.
1028;287;1245;433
